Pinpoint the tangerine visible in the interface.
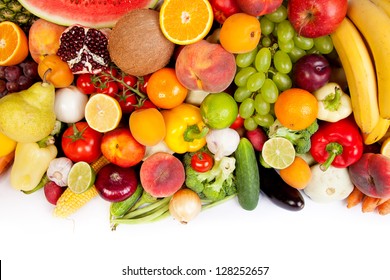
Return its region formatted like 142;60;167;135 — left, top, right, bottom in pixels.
274;88;318;130
279;156;312;190
146;68;188;109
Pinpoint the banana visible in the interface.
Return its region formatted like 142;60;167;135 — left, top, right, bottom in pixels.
370;0;390;17
362;117;390;145
330;18;379;133
347;0;390;120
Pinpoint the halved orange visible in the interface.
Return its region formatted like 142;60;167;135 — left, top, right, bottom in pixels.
84;94;122;133
0;21;29;66
159;0;214;45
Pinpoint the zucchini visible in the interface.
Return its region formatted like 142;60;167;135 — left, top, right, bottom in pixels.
235;137;260;210
259;165;305;211
110;184;143;217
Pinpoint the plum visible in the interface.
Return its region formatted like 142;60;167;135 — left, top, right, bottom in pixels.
95;164;138;202
140;152;185;198
292;53;331;92
348;153;390;199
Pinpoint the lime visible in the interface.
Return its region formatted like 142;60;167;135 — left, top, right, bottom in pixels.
67;161;96;194
200;92;238;129
261;137;295;169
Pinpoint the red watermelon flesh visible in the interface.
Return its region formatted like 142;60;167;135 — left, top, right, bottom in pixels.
18;0;160;28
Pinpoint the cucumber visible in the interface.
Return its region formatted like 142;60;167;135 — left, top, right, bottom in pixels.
110;184;143;217
235;137;260;210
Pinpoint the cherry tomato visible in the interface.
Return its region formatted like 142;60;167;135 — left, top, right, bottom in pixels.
37;54;74;88
116;91;138;114
61;122;103;163
230;114;245;130
139;74;151;94
96;80;119;97
76;73;96;94
191;151;214;173
135;98;158;110
117;75;137;91
98;66;119;82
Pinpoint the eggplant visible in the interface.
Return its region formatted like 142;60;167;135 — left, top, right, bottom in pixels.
259;165;305;211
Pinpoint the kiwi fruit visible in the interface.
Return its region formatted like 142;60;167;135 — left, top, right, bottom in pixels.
108;9;175;76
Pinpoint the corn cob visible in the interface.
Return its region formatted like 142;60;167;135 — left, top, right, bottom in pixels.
53;155;110;218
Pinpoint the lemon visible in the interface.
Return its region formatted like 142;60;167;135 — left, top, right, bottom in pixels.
84;93;122;133
67;161;96;194
200;92;238;129
261;137;296;169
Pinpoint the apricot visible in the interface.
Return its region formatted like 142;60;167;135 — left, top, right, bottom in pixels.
28;19;66;63
175;40;236;93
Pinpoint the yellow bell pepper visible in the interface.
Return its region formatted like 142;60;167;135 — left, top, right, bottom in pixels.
10;136;58;191
161;103;209;154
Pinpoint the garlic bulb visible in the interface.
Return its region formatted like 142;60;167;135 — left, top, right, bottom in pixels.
47;157;73;186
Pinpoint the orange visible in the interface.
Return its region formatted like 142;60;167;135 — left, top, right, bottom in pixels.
219;13;261;54
146;68;188;109
129;108;166;147
274;88;318;131
279;156;312;190
84;93;122;133
0;21;29;66
159;0;214;45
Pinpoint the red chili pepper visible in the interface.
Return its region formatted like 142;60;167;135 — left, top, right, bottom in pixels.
309;117;364;171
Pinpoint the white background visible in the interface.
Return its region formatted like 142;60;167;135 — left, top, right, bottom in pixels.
1;167;389;280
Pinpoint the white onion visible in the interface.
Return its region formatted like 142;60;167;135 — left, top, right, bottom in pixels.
54;86;88;123
169;189;202;224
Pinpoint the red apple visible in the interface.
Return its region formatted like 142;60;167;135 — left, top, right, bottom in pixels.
287;0;348;38
236;0;283;17
101;127;145;168
348;153;390;199
209;0;242;24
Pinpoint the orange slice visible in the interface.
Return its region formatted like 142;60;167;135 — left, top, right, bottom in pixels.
0;21;29;66
159;0;214;45
84;94;122;133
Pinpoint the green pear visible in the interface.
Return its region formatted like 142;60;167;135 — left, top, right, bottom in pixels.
0;81;56;143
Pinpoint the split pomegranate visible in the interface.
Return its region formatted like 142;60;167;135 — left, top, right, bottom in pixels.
57;25;110;74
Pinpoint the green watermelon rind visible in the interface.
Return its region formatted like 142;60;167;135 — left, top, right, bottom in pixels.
17;0;160;28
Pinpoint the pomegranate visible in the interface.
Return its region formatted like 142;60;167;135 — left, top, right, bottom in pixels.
57;25;110;74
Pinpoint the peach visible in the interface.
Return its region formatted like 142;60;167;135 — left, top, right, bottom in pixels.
175;40;236;93
28;19;66;63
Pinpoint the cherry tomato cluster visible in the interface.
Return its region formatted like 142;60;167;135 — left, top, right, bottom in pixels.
75;66;156;114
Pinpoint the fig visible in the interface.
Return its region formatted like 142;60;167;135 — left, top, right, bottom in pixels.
348;153;390;199
95;164;138;202
140;152;185;198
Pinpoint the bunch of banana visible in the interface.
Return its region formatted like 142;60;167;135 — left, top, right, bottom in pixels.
330;0;390;145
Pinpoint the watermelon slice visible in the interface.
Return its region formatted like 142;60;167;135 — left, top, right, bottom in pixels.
18;0;160;28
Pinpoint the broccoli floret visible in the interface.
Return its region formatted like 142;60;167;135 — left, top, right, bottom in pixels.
267;119;319;154
183;151;237;201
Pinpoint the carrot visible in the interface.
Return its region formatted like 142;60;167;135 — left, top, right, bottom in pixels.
377;199;390;215
0;151;15;175
362;195;382;213
346;187;364;208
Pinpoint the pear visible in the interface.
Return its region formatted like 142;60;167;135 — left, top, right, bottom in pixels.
0;81;56;143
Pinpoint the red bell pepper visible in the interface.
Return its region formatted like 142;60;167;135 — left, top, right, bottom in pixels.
310;117;363;171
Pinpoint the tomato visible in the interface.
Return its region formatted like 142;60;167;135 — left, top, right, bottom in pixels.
191;151;214;172
135;98;158;110
76;73;96;94
97;66;119;82
146;68;188;109
37;54;74;88
117;75;137;91
230;114;245;130
139;74;151;94
96;80;119;97
61;122;103;163
116;91;138;114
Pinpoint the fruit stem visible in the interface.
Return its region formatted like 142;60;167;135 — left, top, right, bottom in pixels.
184;125;209;142
320;142;343;171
